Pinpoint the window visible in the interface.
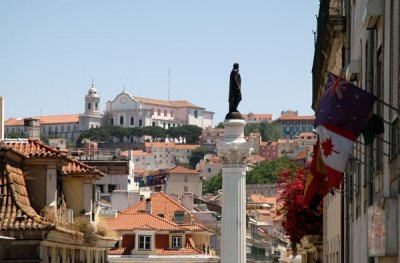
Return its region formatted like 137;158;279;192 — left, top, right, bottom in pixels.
207;168;212;173
110;118;114;125
172;236;181;248
152;122;155;127
88;103;91;110
184;186;188;192
171;111;174;117
95;102;98;110
120;116;124;125
97;184;104;193
139;235;151;250
130;117;134;126
158;109;161;116
194;110;198;118
139;119;143;127
184;175;188;182
108;184;117;193
164;110;167;116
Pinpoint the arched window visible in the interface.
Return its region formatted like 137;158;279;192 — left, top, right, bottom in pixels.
139;119;143;127
120;116;124;125
130;117;134;125
88;103;91;110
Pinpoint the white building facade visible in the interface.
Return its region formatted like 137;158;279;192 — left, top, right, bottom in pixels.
105;91;214;129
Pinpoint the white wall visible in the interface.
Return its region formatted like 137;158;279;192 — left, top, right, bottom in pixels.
111;190;140;211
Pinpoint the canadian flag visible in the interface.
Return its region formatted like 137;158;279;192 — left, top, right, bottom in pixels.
316;124;356;188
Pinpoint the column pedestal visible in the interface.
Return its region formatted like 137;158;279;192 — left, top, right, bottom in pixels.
217;119;252;263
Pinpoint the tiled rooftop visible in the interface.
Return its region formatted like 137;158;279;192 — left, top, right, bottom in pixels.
133;96;203;109
121;192;191;221
169;166;199;174
2;139;103;177
2;139;65;159
101;213;184;231
144;142;199;150
0;164;53;231
5;114;79;126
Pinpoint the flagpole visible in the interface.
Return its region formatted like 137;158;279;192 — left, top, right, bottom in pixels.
376;97;400;113
358;141;390;157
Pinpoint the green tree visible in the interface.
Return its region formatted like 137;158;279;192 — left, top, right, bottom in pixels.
215;122;224;129
203;172;222;194
142;126;167;142
246;156;295;184
167;125;202;144
244;121;283;142
6;131;26;139
189;146;207;169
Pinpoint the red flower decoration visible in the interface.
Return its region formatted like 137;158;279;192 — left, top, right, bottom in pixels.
277;163;323;250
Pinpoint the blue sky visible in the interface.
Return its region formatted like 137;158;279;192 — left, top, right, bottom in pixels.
0;1;319;124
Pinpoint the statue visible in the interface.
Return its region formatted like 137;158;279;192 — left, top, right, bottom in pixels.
226;63;243;119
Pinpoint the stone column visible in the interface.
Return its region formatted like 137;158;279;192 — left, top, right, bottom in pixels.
217;119;252;263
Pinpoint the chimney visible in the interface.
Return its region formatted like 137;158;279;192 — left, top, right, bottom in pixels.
0;96;3;140
24;118;41;140
145;198;152;213
182;192;194;211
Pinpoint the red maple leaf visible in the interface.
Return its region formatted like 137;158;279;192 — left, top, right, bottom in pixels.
321;138;339;157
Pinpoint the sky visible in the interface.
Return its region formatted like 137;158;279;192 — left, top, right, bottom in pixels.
0;1;319;124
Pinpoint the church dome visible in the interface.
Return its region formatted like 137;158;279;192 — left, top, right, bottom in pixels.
88;84;98;96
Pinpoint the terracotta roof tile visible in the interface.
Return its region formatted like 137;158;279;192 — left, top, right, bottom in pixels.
5;114;79;126
62;159;104;177
244;113;273;120
144;142;199;150
293;150;308;160
156;247;202;255
2;139;65;159
180;223;213;232
133;96;203;109
169;166;198;174
101;213;184;231
0;164;53;231
121;192;191;221
109;247;131;255
174;144;199;150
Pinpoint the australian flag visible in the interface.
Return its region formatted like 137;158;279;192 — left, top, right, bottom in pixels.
315;73;377;136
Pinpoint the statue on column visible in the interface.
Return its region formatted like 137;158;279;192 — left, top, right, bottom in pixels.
226;63;243;119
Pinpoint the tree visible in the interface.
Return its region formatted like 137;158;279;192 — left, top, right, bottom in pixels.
202;172;222;194
189;146;207;169
167;125;202;144
215;122;224;129
244;121;283;142
246;156;293;184
260;122;282;142
142;126;167;142
6;131;26;139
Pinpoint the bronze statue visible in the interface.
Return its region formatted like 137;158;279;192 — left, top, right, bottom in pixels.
226;63;243;119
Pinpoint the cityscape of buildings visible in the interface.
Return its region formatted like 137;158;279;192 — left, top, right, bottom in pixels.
3;0;398;262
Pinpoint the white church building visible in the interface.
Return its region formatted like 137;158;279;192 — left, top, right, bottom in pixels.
105;91;214;129
4;85;214;142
